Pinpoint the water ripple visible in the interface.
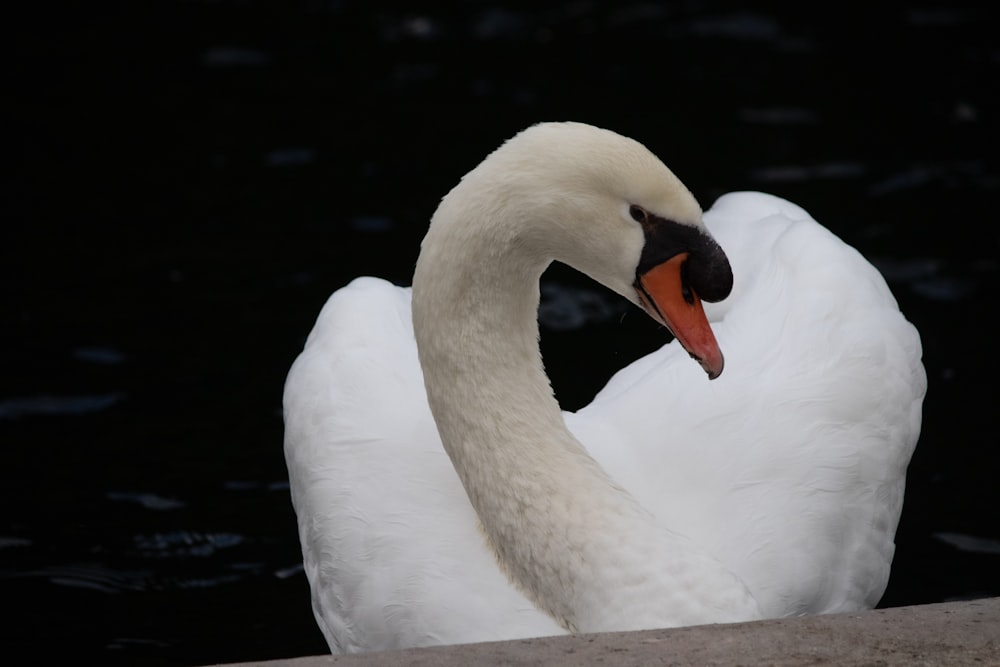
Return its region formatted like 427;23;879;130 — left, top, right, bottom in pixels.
107;492;186;511
538;283;628;331
750;162;867;183
0;393;125;420
870;258;977;301
72;346;126;365
202;47;272;67
933;532;1000;555
0;537;32;549
132;531;246;559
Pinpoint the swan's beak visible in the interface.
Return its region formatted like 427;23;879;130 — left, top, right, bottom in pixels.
635;253;724;380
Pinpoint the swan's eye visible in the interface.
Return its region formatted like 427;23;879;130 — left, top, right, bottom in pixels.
629;205;647;223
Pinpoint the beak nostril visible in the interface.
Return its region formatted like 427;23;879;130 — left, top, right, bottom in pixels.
680;260;695;305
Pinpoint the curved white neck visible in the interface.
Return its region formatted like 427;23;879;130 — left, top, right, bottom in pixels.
411;179;760;634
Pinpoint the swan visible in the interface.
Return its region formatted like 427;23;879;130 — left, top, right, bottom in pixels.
282;122;926;654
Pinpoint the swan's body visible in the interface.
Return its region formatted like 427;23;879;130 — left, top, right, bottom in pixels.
283;123;925;653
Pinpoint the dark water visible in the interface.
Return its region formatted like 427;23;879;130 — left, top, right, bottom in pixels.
6;3;998;665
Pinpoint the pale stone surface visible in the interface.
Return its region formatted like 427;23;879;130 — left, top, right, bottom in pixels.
211;597;1000;667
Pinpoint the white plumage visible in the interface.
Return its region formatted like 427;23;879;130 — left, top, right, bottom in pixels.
283;122;926;653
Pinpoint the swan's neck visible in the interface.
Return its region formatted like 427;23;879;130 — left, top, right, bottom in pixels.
411;198;759;633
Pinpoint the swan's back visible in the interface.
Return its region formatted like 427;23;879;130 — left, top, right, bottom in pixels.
571;192;925;616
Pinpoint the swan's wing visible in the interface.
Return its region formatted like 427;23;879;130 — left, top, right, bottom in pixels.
282;277;561;653
569;192;926;617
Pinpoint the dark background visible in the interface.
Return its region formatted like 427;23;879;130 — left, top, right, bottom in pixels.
5;2;998;665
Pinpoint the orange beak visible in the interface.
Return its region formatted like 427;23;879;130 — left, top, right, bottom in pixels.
635;253;724;379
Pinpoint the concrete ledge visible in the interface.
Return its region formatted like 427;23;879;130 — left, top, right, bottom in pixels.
215;597;1000;666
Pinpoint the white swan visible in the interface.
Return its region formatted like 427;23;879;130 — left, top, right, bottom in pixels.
282;122;926;654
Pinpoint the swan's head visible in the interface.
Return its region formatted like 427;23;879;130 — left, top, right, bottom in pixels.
427;122;733;378
485;122;733;378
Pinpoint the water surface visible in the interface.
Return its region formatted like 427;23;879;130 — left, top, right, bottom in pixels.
5;3;998;665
